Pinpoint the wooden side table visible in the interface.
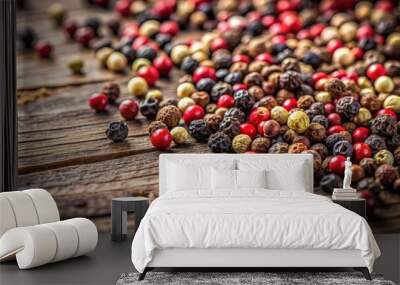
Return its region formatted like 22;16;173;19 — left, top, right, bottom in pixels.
332;198;366;219
111;197;150;242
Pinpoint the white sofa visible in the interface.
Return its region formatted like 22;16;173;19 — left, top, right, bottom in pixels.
0;189;98;269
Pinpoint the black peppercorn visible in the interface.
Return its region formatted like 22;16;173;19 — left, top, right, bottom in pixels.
212;51;232;69
120;45;136;63
333;140;353;157
279;71;303;91
247;21;264;36
320;173;343;193
211;82;233;102
224;107;246;123
92;38;113;52
107;18;120;36
155;33;172;48
208;131;232;153
18;27;37;50
181;57;199;74
102;82;120;104
358;38;376;51
303;52;321;69
140;98;159;119
136;46;157;61
216;69;229;81
234;90;255;112
106;121;129;143
219;117;241;139
335;96;360;120
370;115;396;137
310;143;329;160
312;115;329;129
326;133;348;150
224;72;243;85
360;158;377;177
196;78;215;93
84;17;101;37
189;119;211;142
365;134;387;154
268;142;289;153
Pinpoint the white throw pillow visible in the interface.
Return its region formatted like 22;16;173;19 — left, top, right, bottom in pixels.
236;169;267;189
167;160;236;192
237;159;307;191
211;168;236;190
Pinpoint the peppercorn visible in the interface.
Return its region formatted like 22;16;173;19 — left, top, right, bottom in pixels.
279;71;303;91
136;45;158;61
305;123;326;143
210;82;233;102
190;91;209;108
106;18;120;36
249;137;269;153
146;89;163;102
35;41;53;58
147;121;168;136
140;98;159;119
354;108;372;125
360;93;381;112
333;141;353;157
196;78;215;93
243;72;263;87
68;58;84;74
106;121;129;143
234;90;255;112
332;47;354;66
120;45;136;63
268;142;289;154
75;27;95;47
177;97;195;112
287;110;310;133
132;58;152;72
171;126;189;145
171;45;191;65
204;114;222;133
212;51;232;69
383;95;400;112
128;77;149;98
320;173;343;193
310;143;329;160
374;149;395;166
365;134;387;154
18;27;37;50
370;115;396;137
312;115;329;129
95;47;113;66
139;20;160;37
224;107;245;123
375;164;399;187
293;136;311;148
224;72;243;85
232;134;252;153
374;76;394;93
208;132;232;153
102;82;120;104
177;82;196;98
106;52;127;72
325;78;346;98
219;117;240;139
181;57;200;74
189;119;211;142
262;120;280;138
47;3;66;26
288;142;308;154
155;105;181;128
83;17;101;37
335;96;360;120
325;133;348;150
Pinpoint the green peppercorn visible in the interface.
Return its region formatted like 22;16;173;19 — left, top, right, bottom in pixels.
67;58;84;74
106;52;127;72
128;77;148;97
374;76;394;93
171;126;189;144
132;58;152;72
177;82;196;98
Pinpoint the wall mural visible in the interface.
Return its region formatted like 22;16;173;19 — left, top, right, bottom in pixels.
17;0;399;233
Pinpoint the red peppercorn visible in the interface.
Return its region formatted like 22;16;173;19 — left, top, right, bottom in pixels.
151;2;175;18
346;71;358;82
352;127;370;143
327;113;341;126
122;22;139;38
255;53;273;63
192;66;217;84
232;54;250;64
328;155;346;175
232;83;247;92
132;36;149;50
115;0;132;17
240;123;257;139
376;108;397;119
312;72;328;83
153;56;173;77
249;107;270;126
137;66;159;86
327;125;346;135
366;64;386;81
257;121;267;136
217;95;235;108
35;41;53;58
324;103;336;114
119;99;139;120
261;15;275;28
63;19;78;39
75;27;95;47
353;142;372;162
210;38;228;52
331;69;346;79
151;128;173;150
183;105;205;124
280;11;301;32
326;39;343;53
159;21;179;36
352;47;364;60
282;98;297;111
269;23;289;35
89;93;108;112
357;25;374;40
309;23;325;39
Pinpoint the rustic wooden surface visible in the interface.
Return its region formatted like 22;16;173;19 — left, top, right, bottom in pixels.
16;0;400;233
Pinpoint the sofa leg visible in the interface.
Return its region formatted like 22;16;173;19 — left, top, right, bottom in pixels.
354;267;371;280
138;268;148;281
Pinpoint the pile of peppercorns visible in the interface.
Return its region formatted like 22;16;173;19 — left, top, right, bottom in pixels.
140;0;399;213
18;0;400;215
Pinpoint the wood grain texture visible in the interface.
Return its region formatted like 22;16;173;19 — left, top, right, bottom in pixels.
16;0;400;233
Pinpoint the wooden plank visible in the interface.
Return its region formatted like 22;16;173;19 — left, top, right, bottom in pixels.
17;143;209;218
